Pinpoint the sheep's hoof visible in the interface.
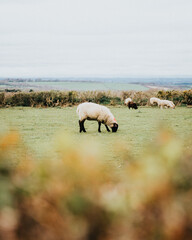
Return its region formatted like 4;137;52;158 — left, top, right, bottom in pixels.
80;129;86;133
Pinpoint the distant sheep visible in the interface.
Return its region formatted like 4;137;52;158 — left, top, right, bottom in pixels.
150;97;175;109
158;100;175;109
76;102;118;133
150;97;160;106
128;101;138;109
124;98;132;105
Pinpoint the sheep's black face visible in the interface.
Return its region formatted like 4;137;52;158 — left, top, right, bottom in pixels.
111;123;118;132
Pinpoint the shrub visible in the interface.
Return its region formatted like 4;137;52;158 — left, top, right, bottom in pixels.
183;89;192;105
0;130;192;239
11;93;31;106
157;89;192;106
68;91;78;104
0;93;5;106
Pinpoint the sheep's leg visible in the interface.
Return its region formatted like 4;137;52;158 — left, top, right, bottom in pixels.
79;120;86;132
81;120;86;132
105;125;110;132
79;120;83;132
98;122;101;132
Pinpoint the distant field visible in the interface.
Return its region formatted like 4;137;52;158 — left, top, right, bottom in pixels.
28;81;149;91
0;107;191;166
1;77;192;91
1;81;149;91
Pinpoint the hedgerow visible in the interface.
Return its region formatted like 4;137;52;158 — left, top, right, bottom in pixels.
1;89;191;107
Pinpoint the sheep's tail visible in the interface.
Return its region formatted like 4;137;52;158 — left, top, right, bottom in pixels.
76;105;80;115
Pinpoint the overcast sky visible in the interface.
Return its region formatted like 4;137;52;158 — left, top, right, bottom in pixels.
0;0;192;78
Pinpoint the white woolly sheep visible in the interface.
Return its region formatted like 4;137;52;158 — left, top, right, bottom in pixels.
76;102;118;133
150;97;161;106
158;100;175;109
124;98;132;105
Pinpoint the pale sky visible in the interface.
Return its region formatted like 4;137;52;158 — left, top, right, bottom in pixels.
0;0;192;78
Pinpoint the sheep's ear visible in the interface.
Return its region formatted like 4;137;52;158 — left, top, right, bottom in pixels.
114;123;118;128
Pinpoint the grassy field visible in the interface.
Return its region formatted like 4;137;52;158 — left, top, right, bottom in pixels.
0;106;191;166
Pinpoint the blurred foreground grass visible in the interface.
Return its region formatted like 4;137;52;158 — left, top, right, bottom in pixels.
0;128;192;240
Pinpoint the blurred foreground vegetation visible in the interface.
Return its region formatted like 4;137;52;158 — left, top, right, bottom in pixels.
0;89;191;107
0;130;192;240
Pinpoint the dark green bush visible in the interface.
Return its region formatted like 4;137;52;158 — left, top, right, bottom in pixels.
11;93;31;106
0;93;5;106
98;95;111;104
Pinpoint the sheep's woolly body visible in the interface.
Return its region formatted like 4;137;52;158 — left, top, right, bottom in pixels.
124;98;132;105
150;97;160;105
158;100;175;109
77;102;117;127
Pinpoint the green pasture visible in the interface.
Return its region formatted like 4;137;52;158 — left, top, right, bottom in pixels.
0;107;191;166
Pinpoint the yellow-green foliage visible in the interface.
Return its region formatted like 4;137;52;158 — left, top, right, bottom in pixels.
1;89;192;107
0;130;192;240
157;89;192;105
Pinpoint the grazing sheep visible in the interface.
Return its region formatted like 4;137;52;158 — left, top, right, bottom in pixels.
150;97;160;106
128;101;138;109
158;100;175;109
124;98;132;105
150;97;175;109
77;102;118;133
